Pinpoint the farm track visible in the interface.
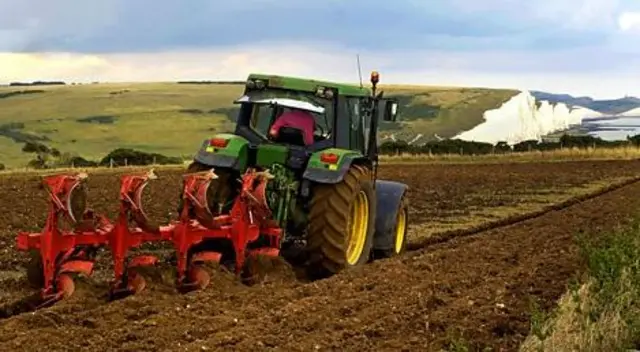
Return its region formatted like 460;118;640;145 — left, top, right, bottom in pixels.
1;160;640;351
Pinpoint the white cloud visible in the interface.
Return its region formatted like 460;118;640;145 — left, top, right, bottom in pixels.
1;42;639;99
0;43;362;83
618;11;640;31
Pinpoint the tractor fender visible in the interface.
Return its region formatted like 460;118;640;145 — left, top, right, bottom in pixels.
303;154;366;184
372;180;409;252
193;135;248;171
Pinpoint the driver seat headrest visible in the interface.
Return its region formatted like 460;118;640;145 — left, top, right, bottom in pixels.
271;126;307;146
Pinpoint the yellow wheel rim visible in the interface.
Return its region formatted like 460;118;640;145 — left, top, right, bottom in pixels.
395;207;407;253
346;190;369;265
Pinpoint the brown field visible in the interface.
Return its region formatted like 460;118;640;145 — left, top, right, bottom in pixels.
2;160;640;351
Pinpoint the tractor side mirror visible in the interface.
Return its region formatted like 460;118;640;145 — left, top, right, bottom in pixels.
383;100;399;122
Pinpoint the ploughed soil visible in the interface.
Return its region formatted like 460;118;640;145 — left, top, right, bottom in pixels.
1;160;640;351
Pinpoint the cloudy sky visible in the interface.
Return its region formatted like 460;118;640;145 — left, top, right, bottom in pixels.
0;0;639;98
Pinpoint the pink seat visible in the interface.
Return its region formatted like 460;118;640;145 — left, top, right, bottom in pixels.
269;110;316;145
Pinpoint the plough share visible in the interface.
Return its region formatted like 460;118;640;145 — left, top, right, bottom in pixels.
16;168;282;308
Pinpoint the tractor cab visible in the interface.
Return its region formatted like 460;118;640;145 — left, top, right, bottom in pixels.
194;73;400;176
194;72;400;180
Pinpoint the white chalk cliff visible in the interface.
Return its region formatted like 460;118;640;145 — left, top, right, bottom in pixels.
453;90;602;145
617;107;640;117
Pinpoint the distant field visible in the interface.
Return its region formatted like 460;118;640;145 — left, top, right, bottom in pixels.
380;145;640;164
0;82;517;168
0;83;241;167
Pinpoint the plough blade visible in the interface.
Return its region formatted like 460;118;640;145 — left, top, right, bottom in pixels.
109;269;147;300
192;251;223;264
108;255;158;299
189;266;211;289
56;274;76;300
177;266;211;293
15;167;283;310
34;273;76;309
60;260;94;277
129;255;159;268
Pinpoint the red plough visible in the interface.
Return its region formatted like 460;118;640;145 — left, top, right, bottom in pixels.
16;168;282;308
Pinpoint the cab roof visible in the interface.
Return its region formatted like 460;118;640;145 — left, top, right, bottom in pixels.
247;73;372;98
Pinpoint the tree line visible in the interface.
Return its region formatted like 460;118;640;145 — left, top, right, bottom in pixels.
18;141;182;169
3;133;640;170
378;134;640;155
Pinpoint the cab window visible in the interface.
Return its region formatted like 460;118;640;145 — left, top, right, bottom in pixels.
347;97;370;153
248;104;331;140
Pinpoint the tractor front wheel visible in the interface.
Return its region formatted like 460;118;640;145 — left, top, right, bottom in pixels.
306;165;376;277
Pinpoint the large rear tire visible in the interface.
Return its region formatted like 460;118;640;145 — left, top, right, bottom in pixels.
305;164;376;276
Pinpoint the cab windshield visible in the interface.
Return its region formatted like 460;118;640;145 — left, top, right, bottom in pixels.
234;90;332;140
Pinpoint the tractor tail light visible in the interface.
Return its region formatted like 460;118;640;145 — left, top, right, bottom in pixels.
320;153;339;164
209;138;229;148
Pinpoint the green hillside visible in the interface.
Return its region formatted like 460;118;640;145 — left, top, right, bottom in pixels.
379;85;518;140
0;82;517;168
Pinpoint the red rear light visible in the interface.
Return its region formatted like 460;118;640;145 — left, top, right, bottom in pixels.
209;138;229;148
320;153;339;164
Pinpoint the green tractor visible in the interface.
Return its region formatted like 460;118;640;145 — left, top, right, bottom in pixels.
184;71;408;277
